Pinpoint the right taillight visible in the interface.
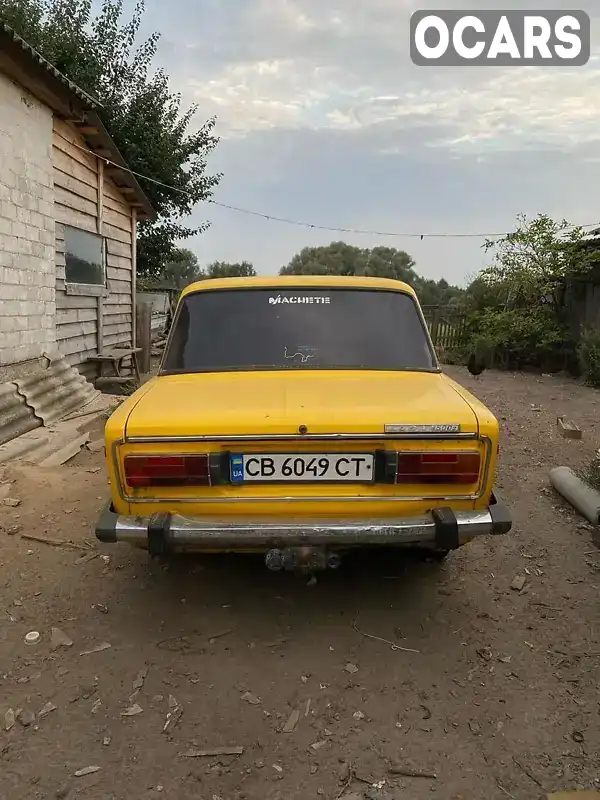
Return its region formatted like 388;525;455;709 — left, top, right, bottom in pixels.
395;452;480;485
124;454;211;487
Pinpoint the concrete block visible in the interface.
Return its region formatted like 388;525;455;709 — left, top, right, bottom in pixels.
1;169;17;189
39;228;53;246
11;220;27;238
29;210;43;229
2;266;18;285
0;237;18;256
0;200;17;220
16;206;31;224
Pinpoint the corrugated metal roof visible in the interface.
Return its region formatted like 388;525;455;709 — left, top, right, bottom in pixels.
0;392;120;465
0;381;40;445
0;22;155;219
0;20;100;108
15;354;99;426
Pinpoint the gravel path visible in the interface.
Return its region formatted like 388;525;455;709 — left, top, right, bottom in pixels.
1;366;600;800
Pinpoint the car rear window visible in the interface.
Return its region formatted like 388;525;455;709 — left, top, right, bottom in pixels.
161;287;437;373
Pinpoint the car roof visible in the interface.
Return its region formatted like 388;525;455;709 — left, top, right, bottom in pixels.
180;275;416;298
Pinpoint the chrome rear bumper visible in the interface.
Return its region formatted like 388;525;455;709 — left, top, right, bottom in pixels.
95;493;511;554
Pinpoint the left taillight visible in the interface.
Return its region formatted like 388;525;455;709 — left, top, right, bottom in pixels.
124;454;211;487
395;452;480;485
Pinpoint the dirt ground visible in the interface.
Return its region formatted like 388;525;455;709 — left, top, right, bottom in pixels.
1;366;600;800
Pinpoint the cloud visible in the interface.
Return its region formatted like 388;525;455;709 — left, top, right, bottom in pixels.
144;0;600;281
176;0;600;151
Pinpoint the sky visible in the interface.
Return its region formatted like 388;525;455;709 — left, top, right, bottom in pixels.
131;0;600;286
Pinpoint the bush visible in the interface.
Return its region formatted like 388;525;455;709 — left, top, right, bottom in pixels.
579;452;600;492
578;328;600;387
461;307;571;370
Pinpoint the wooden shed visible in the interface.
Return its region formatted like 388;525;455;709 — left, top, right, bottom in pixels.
52;115;154;378
0;22;155;381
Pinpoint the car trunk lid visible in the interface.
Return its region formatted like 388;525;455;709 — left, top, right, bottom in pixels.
124;371;478;438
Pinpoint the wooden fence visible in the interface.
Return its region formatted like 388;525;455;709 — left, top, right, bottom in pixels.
421;305;468;351
564;271;600;340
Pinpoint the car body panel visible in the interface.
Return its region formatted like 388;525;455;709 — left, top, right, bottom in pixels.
100;275;506;555
122;370;479;439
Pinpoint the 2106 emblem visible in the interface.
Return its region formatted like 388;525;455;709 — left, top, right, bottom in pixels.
384;423;461;434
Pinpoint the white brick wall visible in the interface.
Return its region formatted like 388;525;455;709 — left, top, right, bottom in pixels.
0;72;55;366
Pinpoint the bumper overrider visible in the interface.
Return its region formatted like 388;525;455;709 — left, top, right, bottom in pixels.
95;492;512;556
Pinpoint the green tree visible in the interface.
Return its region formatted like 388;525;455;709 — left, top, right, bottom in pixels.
280;242;462;305
462;276;505;312
204;261;257;279
159;248;202;289
280;242;415;280
0;0;221;280
481;213;592;308
461;213;595;369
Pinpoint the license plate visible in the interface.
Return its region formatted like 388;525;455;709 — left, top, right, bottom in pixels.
230;453;374;483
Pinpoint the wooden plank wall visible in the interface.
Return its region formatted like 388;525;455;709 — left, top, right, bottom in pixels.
52;118;134;378
564;277;600;340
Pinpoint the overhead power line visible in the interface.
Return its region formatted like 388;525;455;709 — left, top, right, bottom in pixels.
208;199;600;239
72;139;600;240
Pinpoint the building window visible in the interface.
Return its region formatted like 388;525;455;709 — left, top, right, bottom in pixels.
64;226;105;286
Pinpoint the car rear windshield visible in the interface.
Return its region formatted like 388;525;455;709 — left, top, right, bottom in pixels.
161;287;437;373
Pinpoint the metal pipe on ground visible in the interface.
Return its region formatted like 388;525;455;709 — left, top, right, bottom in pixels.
549;466;600;526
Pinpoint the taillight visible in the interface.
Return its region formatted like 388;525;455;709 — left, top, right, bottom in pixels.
395;452;480;485
124;455;211;487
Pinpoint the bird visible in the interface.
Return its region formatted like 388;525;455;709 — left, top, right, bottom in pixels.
467;351;487;379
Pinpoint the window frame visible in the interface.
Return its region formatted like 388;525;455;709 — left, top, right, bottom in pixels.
63;224;107;297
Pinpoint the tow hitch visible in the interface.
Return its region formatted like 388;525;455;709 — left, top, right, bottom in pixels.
265;547;341;572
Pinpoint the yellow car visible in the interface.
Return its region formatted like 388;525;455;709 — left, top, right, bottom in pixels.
95;276;511;569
